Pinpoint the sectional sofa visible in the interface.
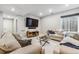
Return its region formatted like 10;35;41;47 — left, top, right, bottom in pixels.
0;32;79;54
0;32;42;54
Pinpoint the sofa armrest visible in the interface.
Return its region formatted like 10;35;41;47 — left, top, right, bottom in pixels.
9;44;42;54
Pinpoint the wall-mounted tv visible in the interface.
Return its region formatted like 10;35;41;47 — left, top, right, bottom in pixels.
26;17;38;28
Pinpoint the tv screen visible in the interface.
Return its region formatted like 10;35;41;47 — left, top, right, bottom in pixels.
26;17;38;27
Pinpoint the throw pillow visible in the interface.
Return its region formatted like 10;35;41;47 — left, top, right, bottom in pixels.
0;33;21;53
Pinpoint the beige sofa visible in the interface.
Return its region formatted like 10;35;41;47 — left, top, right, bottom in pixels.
0;32;42;54
10;44;42;54
49;34;64;42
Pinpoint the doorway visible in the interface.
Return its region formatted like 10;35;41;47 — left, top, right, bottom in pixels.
3;18;14;32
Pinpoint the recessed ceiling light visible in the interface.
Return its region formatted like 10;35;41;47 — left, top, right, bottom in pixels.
39;12;43;16
65;4;69;7
49;9;52;13
11;8;15;11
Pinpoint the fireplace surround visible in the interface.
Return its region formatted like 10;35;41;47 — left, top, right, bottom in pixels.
26;31;39;38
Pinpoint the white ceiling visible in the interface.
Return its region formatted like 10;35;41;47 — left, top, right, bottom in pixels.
0;4;79;18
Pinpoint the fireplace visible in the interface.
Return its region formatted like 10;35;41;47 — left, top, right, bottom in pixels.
26;31;39;38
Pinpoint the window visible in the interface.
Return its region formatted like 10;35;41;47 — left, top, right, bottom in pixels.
61;16;78;32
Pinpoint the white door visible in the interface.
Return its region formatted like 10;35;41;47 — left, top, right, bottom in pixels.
3;18;14;32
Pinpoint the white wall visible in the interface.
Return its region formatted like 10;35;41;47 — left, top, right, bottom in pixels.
0;12;3;34
0;13;40;36
41;15;61;33
40;8;79;33
16;16;25;33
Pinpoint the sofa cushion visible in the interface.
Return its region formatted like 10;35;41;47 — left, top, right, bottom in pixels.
10;44;42;54
0;33;21;53
49;34;64;42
